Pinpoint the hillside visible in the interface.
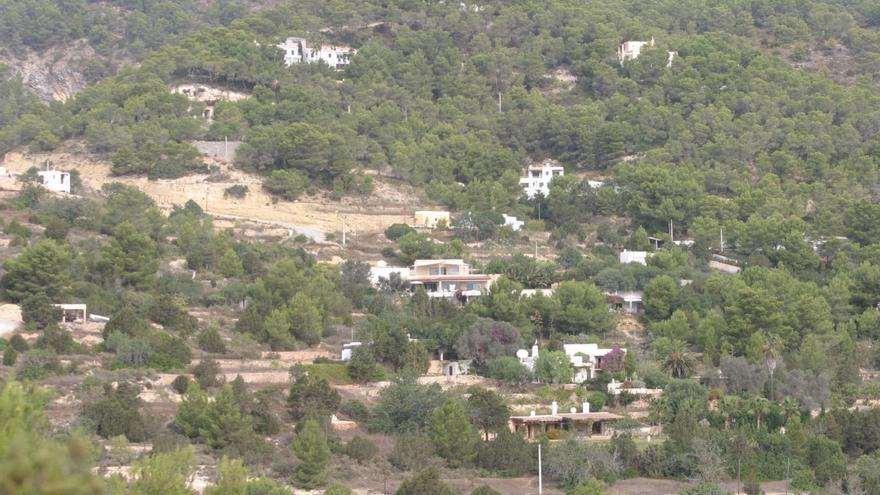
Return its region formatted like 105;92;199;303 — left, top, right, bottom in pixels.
4;1;880;495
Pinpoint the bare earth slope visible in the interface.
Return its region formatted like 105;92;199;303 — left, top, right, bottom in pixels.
3;145;437;237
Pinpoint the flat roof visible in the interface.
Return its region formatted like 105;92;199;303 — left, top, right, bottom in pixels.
510;412;623;423
412;259;466;266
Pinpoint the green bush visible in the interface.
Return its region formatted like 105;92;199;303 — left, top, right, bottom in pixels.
223;184;249;199
171;375;191;394
193;358;224;388
16;349;59;380
197;327;227;354
344;436;378;464
262;169;308;201
389;432;436;471
340;400;370;423
384;223;416;241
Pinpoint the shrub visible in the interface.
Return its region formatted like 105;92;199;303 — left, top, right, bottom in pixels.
82;382;148;442
9;334;29;352
21;293;61;329
384;223;416;241
381;247;396;259
396;468;461;495
171;375;191;394
3;347;17;366
197;327;227;354
344;436;378;464
325;484;352;495
287;374;341;420
470;487;501;495
389;432;436;471
340;400;370;423
16;348;60;380
486;356;532;386
588;392;606;412
193;358;224;388
743;479;764;495
223;184;249;198
263;169;308;200
475;430;534;476
35;324;77;354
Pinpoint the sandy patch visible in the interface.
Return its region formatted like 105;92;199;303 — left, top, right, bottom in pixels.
0;303;22;337
2;149;436;235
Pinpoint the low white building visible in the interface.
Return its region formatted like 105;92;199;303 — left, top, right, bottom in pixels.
564;344;626;383
441;359;472;376
277;37;357;69
517;342;625;383
521;288;554;298
516;342;541;371
607;378;662;398
341;342;363;361
617;37;676;67
502;214;524;231
606;291;643;314
519;160;564;198
37;170;71;194
54;304;87;323
619;250;650;265
369;260;410;287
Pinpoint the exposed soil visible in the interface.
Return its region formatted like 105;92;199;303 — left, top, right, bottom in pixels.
2;145;437;236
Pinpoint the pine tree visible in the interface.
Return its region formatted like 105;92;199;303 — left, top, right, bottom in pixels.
292;417;332;488
203;385;254;451
174;382;210;439
218;249;244;279
429;399;478;468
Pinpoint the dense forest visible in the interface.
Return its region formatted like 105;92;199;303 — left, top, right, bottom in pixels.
3;0;880;494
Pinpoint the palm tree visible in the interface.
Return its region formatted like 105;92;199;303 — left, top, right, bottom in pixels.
752;397;771;431
649;396;671;435
718;395;740;430
781;397;800;425
658;339;696;378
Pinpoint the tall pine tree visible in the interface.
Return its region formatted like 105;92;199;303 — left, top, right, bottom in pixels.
292;418;331;488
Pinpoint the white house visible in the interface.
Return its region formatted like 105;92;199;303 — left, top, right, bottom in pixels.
277;37;357;69
54;303;87;323
369;260;410;287
618;38;654;63
606;291;643;314
619;250;650;265
341;342;363;361
564;344;626;383
502;214;524;231
442;359;472;376
519;160;564;198
517;342;625;383
516;342;541;371
617;37;676;67
521;288;554;298
408;259;496;302
607;378;662;398
37;170;71;194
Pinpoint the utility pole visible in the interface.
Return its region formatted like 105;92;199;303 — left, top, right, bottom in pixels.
534;241;538;259
224;135;228;160
341;215;347;246
498;92;502;113
720;227;724;253
537;443;543;495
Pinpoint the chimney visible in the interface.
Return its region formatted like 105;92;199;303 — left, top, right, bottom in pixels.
530;410;536;417
551;401;558;416
583;401;590;414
